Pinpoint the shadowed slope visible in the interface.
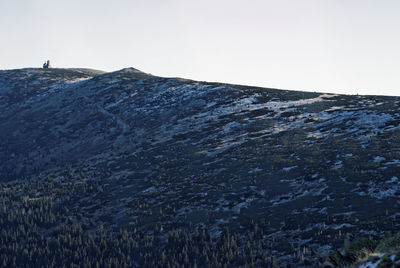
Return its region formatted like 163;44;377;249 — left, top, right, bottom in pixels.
1;67;400;266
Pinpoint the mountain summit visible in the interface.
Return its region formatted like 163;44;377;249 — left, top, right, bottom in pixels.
1;67;400;266
118;67;146;73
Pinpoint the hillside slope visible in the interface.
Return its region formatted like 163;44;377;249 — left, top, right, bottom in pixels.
1;67;400;266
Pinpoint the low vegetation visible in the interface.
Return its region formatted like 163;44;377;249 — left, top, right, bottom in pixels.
328;233;400;267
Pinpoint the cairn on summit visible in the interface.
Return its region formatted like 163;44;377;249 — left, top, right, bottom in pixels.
43;60;51;69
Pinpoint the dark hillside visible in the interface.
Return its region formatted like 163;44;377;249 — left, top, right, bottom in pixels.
1;68;400;266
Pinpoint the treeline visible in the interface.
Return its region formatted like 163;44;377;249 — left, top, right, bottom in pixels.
0;174;279;267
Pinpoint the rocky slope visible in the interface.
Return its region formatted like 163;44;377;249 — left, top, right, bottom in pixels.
1;67;400;266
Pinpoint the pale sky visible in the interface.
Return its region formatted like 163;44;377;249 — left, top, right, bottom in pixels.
1;0;400;96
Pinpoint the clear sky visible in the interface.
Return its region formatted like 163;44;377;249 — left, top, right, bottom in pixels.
1;0;400;96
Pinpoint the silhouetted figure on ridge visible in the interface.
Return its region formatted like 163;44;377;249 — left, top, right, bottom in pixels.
43;60;51;69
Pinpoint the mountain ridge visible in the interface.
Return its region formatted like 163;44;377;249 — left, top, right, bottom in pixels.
1;67;400;266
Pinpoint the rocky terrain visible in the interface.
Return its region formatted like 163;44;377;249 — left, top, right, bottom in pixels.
1;67;400;267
